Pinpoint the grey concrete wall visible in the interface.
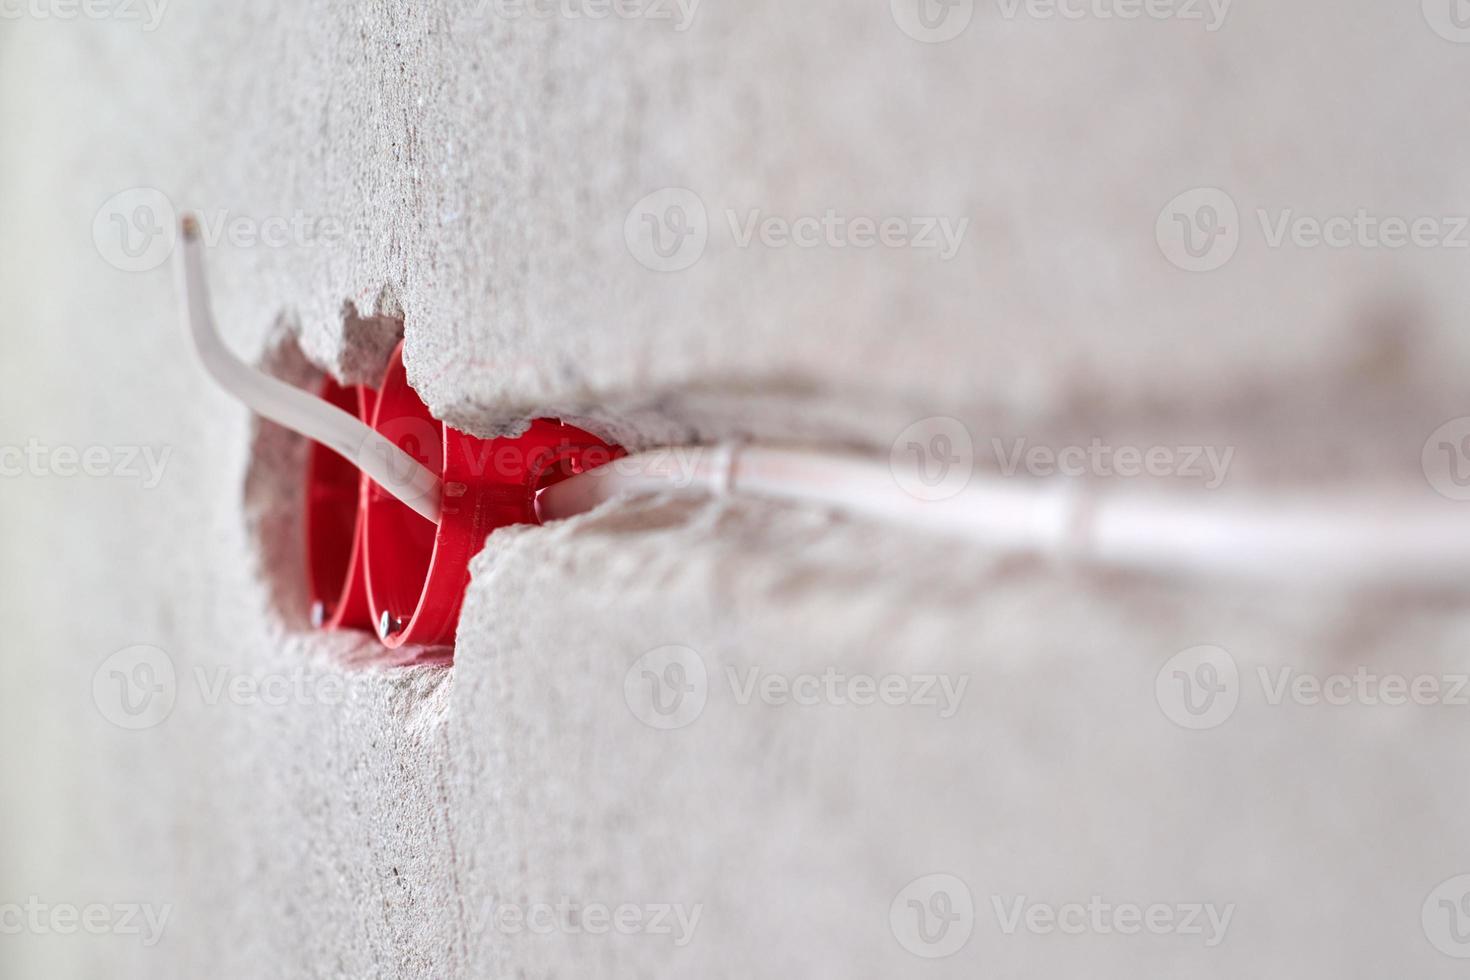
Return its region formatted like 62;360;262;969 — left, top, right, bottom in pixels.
3;2;1470;976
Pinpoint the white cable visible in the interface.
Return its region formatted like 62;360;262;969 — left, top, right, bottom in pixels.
537;445;1470;588
176;216;443;525
174;211;1469;586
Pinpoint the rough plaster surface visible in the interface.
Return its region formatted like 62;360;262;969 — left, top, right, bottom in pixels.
3;2;1470;977
11;0;1470;468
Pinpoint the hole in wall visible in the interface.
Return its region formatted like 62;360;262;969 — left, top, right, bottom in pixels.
361;355;442;638
243;311;450;664
336;287;406;385
242;304;410;649
305;379;365;611
242;324;321;632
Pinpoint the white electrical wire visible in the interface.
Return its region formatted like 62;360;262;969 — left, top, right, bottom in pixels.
176;214;1470;588
176;216;443;525
537;445;1470;588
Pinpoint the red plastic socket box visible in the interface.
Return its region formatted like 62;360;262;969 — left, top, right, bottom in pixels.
305;342;622;649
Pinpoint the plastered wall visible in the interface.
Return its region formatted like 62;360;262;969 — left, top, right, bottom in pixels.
4;2;1470;976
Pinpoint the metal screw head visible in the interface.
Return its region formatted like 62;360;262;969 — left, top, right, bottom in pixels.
378;610;404;637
